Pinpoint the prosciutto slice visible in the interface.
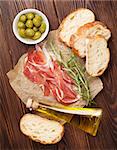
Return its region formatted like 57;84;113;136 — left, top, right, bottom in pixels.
23;47;80;104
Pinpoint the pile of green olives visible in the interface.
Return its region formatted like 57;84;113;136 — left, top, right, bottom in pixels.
17;13;46;40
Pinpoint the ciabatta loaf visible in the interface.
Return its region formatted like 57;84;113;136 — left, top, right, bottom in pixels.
59;8;95;46
20;114;64;144
86;36;110;76
70;21;111;58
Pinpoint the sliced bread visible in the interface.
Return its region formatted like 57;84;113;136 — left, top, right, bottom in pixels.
20;114;64;144
59;8;95;46
70;34;89;58
77;21;111;40
86;36;110;76
70;21;111;58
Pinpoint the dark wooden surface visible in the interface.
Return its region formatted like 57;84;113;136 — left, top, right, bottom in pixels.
0;0;117;149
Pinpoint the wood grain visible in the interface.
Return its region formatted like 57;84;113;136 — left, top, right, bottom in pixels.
0;0;117;149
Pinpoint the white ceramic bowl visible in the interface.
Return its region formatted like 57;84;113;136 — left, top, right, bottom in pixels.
13;9;49;44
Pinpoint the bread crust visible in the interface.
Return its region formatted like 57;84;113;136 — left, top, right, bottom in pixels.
77;21;111;40
59;8;95;46
20;114;64;144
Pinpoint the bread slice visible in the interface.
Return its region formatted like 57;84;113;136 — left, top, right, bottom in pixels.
70;21;111;58
77;21;111;40
86;36;110;76
20;114;64;144
59;8;95;46
70;34;89;58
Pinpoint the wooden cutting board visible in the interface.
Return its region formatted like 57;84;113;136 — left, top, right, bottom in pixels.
0;0;117;149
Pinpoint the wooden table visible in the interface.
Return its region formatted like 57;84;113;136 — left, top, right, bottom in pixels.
0;0;117;149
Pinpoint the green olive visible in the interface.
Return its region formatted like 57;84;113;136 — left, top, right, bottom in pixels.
26;13;34;20
19;15;27;22
35;15;43;22
26;20;33;28
32;31;41;40
17;21;25;28
33;26;38;32
33;17;41;27
39;22;46;33
19;28;26;38
25;28;35;37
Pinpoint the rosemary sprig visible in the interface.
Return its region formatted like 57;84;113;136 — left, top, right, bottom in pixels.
49;42;92;103
72;58;90;100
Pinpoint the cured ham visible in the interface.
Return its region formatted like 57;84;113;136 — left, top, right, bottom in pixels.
23;46;80;104
7;30;103;109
